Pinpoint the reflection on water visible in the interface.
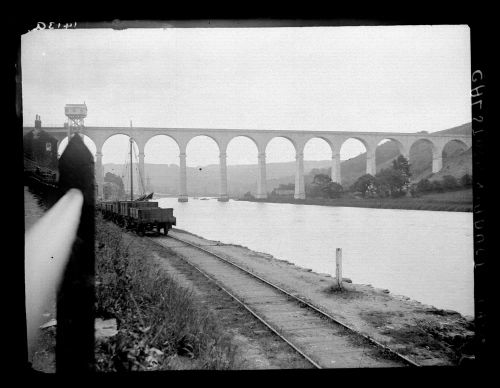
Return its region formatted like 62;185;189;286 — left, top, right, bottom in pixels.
158;197;474;317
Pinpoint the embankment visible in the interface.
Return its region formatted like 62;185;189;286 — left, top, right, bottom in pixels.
162;228;476;366
94;216;237;371
239;189;472;212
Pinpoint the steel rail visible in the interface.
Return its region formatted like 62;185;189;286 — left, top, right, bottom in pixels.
151;231;421;368
147;235;321;369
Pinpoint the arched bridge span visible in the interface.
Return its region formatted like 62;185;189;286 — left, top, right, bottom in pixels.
23;126;472;201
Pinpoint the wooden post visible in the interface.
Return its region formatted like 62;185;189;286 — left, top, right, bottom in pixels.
336;248;342;289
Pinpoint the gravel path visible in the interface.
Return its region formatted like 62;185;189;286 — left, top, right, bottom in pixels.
160;228;474;366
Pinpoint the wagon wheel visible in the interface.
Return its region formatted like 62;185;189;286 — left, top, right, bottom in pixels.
154;223;161;237
164;223;169;236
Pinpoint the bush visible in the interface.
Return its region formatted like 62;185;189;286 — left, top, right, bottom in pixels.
95;216;236;371
431;180;443;192
442;175;459;190
351;174;377;198
242;191;255;200
409;183;420;197
416;178;432;193
323;182;343;199
460;173;472;187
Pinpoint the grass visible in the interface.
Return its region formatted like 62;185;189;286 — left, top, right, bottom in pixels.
242;188;472;212
94;215;237;371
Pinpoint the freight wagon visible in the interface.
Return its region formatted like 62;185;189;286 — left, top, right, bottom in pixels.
129;207;176;236
97;199;176;237
118;201;159;228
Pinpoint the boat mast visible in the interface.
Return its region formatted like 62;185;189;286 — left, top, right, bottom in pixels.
130;136;133;201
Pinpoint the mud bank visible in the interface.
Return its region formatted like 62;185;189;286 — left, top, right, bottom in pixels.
169;228;475;366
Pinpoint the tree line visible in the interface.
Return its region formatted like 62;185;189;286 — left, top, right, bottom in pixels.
304;155;472;200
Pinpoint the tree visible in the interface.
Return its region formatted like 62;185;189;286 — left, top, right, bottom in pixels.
103;182;121;200
351;174;377;198
104;172;125;198
408;183;419;197
392;155;411;177
322;182;343;198
374;155;412;197
416;178;432;193
391;155;411;192
442;175;459;190
460;173;472;187
431;180;443;192
312;173;332;186
375;168;407;197
307;174;343;199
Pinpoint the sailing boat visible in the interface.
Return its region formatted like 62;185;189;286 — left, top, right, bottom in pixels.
124;136;154;201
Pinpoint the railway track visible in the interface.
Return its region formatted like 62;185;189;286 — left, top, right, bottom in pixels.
147;230;420;369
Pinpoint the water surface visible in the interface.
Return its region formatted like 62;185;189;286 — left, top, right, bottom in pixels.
158;197;474;317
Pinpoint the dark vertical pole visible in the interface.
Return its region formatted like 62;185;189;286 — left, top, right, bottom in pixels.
56;134;95;373
130;137;133;201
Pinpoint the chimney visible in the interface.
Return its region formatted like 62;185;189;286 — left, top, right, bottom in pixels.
35;114;42;130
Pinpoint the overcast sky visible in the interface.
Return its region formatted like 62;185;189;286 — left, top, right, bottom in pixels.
22;25;471;166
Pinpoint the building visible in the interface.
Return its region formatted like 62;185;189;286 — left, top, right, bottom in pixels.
23;115;58;169
271;184;295;197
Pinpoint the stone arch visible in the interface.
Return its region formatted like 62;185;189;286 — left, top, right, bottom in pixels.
143;135;181;196
144;134;181;162
186;134;222;155
264;136;298;162
101;131;135;149
226;136;260;198
303;136;334;181
302;136;336;195
338;136;374;178
101;134;140;162
409;138;438;177
375;137;408;173
184;135;221;198
339;136;371;156
442;139;469;160
303;136;334;157
57;134;97;160
227;134;260;154
101;134;142;195
226;135;259;165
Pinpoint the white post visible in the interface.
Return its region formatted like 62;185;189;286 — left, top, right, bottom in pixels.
178;152;188;202
256;152;268;199
219;151;229;202
294;152;305;200
336;248;342;289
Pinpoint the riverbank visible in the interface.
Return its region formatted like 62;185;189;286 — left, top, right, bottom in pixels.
27;210;476;370
163;228;475;366
238;189;473;212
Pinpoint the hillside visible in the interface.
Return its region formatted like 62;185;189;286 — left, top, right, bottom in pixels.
104;122;472;197
267;122;472;189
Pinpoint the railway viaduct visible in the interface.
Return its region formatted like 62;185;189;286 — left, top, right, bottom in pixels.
23;126;472;201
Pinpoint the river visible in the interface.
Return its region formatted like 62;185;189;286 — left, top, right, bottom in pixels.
157;197;474;317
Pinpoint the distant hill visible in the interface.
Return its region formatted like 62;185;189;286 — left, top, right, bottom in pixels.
104;122;472;197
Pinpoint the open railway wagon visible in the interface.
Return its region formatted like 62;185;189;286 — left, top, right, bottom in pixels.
118;201;159;228
101;201;119;221
129;207;176;236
